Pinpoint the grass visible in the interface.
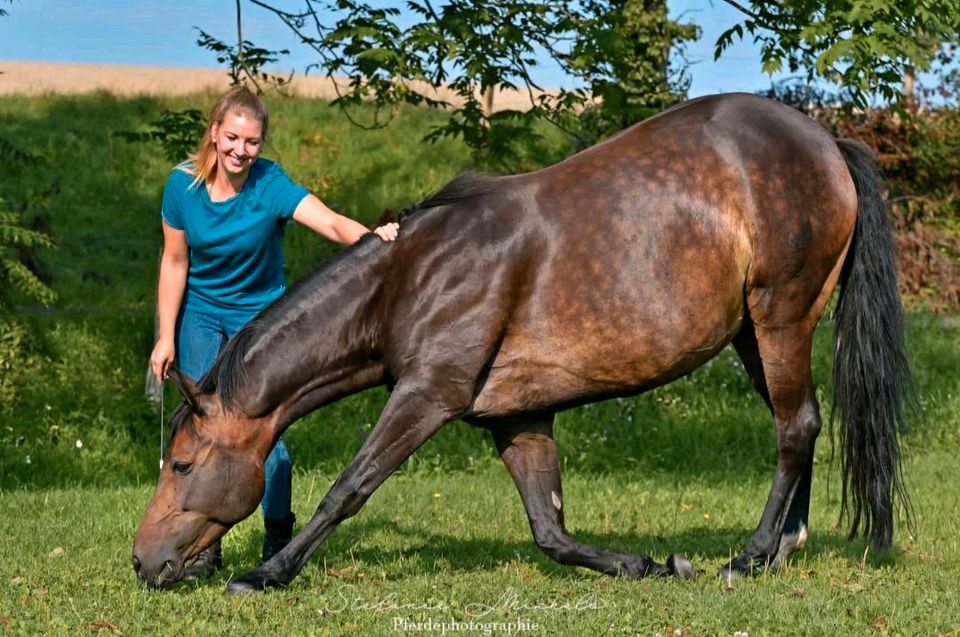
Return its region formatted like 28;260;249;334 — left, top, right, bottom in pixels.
2;454;959;635
1;92;959;635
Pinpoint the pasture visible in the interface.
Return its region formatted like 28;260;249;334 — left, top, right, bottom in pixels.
1;93;958;635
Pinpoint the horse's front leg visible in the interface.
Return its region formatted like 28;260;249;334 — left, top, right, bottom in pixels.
226;383;451;594
488;412;696;580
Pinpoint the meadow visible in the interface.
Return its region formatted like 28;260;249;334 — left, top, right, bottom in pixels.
0;92;958;635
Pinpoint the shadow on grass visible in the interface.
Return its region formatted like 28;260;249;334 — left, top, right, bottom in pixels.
207;515;893;590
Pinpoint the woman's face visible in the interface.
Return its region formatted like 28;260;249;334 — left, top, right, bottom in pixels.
210;110;264;179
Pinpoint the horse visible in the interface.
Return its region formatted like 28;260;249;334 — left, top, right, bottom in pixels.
132;93;912;593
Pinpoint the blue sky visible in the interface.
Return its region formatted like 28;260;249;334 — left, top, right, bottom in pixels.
0;0;799;97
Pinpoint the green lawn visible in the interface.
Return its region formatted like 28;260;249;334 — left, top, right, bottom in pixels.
2;450;959;635
1;93;958;635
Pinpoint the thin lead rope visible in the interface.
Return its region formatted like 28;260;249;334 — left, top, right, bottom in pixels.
159;380;165;470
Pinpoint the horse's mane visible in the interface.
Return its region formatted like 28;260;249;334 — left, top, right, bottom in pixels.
399;170;501;220
191;170;502;414
197;320;261;410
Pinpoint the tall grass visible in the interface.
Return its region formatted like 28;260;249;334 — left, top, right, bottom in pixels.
0;91;566;489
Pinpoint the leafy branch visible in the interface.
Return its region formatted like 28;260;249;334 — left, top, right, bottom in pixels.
195;29;293;94
237;1;698;167
716;0;960;106
115;109;206;163
0;201;56;308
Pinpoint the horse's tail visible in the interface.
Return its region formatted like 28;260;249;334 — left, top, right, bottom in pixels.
832;138;914;550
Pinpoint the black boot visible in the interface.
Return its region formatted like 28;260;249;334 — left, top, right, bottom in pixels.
183;539;222;580
262;513;296;563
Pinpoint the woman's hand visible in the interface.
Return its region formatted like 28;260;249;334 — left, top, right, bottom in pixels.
150;338;176;384
293;195;400;245
372;222;399;241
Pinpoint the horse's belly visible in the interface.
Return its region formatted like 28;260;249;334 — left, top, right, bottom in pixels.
470;303;742;417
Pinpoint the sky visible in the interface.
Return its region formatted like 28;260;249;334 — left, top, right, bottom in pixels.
0;0;801;97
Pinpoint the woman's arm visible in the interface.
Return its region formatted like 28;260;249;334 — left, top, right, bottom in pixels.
292;194;398;244
149;221;189;382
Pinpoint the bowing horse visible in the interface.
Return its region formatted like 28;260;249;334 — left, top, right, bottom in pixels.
133;93;911;592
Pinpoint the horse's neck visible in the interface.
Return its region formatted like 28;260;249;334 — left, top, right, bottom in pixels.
235;239;389;420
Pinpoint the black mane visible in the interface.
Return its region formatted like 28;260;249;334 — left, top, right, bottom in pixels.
197;319;261;410
191;170;502;414
399;170;501;220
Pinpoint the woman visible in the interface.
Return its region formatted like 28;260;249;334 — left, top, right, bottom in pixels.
149;86;399;577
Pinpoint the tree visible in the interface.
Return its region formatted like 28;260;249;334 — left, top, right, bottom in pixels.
240;0;697;166
195;0;293;94
0;198;56;309
567;0;699;140
716;0;960;106
0;0;55;310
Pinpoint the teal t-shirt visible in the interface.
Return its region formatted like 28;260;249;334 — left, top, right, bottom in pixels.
161;158;310;314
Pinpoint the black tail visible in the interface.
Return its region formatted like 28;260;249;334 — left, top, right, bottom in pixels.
832;139;914;550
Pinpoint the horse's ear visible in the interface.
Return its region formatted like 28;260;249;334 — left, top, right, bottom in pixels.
167;367;205;416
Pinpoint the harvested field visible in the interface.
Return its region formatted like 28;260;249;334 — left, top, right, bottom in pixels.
0;59;547;111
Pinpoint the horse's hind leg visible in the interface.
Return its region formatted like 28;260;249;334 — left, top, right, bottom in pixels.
487;412;696;580
722;320;823;578
732;321;813;571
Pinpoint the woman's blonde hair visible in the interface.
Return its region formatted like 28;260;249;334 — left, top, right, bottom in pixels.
187;86;269;189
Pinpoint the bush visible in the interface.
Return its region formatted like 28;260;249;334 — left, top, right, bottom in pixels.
0;317;33;407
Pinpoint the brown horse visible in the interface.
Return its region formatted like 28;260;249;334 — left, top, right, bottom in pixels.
133;93;912;593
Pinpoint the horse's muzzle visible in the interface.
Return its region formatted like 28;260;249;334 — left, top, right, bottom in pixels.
132;552;182;589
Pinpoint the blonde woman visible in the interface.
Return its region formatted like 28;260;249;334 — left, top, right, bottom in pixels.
149;86;398;577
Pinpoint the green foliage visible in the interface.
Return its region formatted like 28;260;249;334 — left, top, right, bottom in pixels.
566;0;700;141
114;108;206;163
0;92;485;489
256;0;571;168
241;1;697;168
195;27;293;93
759;78;960;311
0;144;55;309
0;316;33;407
717;0;960;106
0;136;41;167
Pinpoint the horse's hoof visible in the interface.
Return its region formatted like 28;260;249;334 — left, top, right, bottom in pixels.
666;554;698;580
718;563;744;585
226;578;264;595
718;555;770;582
226;571;280;595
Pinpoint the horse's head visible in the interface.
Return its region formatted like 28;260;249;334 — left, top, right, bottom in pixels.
132;370;274;588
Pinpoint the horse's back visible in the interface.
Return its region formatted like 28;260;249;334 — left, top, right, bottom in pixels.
467;95;857;416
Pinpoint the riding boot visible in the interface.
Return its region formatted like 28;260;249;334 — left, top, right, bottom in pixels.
262;513;296;563
183;539;222;580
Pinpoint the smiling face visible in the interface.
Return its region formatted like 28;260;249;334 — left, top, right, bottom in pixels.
210;109;264;180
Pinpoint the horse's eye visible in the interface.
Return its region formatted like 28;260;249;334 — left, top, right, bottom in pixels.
172;461;193;475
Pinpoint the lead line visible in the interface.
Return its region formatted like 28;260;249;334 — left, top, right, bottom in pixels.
159;380;164;471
